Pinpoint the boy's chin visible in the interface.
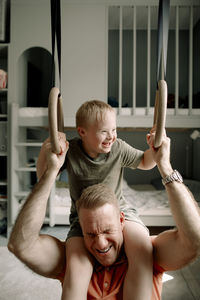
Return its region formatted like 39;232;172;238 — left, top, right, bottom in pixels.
101;147;111;153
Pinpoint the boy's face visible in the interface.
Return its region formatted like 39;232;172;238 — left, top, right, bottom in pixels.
79;203;125;266
78;110;117;158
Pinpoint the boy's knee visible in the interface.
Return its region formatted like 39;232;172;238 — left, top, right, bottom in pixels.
65;237;94;272
137;235;153;253
125;235;153;260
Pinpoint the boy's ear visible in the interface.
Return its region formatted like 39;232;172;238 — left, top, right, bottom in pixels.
77;126;86;137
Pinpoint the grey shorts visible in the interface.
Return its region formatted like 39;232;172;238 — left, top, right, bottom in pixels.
66;202;147;240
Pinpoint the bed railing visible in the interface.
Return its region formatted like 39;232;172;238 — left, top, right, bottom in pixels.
107;1;200;128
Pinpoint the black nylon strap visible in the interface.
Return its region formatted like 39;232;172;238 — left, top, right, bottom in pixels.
157;0;170;83
51;0;61;91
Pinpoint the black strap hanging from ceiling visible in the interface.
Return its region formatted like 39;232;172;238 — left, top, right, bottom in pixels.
156;0;170;83
153;0;170;149
50;0;61;91
48;0;64;155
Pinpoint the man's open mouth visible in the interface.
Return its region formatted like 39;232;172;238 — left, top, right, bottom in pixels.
96;245;112;254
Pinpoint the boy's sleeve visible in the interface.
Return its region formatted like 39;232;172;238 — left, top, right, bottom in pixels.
118;139;144;169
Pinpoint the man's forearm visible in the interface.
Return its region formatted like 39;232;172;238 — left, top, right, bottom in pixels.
36;144;48;180
158;162;200;253
8;168;58;254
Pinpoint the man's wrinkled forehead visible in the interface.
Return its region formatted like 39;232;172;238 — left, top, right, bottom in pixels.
79;204;121;231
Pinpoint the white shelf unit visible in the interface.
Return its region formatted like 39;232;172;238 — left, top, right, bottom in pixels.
0;44;9;235
9;103;56;233
0;179;7;204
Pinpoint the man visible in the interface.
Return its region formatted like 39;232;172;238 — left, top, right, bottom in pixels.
8;132;200;299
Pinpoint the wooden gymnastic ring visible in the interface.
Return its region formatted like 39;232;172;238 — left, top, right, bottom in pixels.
48;87;64;154
153;80;167;148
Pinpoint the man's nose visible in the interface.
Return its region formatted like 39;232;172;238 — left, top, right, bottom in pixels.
95;235;108;249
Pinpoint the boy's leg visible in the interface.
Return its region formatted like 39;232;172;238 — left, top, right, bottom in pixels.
62;236;94;300
123;221;153;300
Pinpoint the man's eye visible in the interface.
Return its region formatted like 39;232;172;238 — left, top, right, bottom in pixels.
87;233;95;238
104;230;111;234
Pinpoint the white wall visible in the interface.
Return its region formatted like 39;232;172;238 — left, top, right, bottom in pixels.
9;1;107;119
9;1;51;105
61;4;107;118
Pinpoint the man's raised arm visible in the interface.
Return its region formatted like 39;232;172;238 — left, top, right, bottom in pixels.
8;140;68;279
148;133;200;271
36;132;67;180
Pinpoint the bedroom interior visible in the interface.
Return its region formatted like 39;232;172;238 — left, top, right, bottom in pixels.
0;0;200;299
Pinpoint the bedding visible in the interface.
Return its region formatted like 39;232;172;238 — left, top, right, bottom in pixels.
122;180;169;213
53;178;200;227
53;180;169;211
52;180;171;226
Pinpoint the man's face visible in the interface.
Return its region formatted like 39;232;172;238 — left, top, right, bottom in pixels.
79;203;125;266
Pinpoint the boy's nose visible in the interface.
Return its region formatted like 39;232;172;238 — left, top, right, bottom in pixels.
106;132;113;140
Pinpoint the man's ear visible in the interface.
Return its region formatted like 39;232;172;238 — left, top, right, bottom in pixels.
120;211;125;229
77;126;86;137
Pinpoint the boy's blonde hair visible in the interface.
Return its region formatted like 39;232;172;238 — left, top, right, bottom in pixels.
76;183;119;214
76;100;115;128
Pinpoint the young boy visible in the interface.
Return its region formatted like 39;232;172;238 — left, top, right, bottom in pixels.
37;100;156;300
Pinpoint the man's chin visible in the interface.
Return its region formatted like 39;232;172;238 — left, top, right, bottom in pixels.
95;254;117;267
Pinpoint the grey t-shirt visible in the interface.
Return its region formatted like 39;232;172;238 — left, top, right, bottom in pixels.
64;137;144;218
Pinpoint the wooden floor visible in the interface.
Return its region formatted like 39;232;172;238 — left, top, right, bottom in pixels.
162;257;200;300
1;225;200;300
149;226;200;300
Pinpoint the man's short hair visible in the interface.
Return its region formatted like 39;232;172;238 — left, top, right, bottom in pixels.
76;100;115;128
76;183;119;213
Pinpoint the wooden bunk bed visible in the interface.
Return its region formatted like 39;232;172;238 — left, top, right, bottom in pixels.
10;104;200;228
